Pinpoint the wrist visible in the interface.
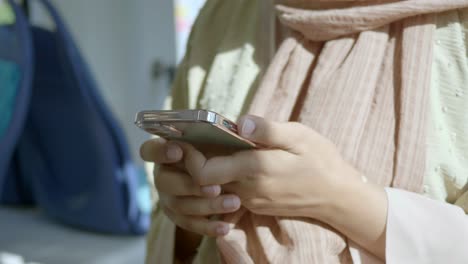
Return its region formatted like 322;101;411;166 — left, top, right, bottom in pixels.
313;164;368;223
312;167;388;260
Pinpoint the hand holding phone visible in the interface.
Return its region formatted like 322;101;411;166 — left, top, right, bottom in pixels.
137;110;247;241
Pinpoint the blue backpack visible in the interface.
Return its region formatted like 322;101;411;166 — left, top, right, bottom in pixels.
0;0;149;234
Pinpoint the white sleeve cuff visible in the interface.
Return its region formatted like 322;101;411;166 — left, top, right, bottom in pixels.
385;187;468;264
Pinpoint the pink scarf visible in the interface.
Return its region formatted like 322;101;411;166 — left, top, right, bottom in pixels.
217;1;468;263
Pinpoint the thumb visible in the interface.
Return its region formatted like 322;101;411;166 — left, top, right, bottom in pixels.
237;115;307;151
140;138;183;164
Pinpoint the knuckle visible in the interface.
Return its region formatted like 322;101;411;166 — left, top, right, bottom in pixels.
244;161;262;181
209;198;220;213
289;122;308;135
192;172;205;186
289;121;305;130
254;155;269;173
235;152;259;180
185;200;200;215
194;200;207;215
196;163;211;186
187;164;203;185
242;199;255;209
186;182;200;196
287;122;312;151
196;172;210;186
243;197;264;210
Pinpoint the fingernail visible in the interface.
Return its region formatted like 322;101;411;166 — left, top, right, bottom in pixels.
241;118;256;137
201;185;221;196
216;224;229;236
223;196;240;210
166;144;182;160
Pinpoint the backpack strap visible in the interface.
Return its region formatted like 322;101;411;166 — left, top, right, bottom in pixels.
0;0;33;191
38;0;132;163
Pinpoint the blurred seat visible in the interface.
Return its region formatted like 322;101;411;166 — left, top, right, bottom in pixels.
0;207;145;264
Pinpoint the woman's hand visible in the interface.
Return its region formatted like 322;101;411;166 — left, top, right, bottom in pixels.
181;115;361;219
140;138;241;237
179;115;388;260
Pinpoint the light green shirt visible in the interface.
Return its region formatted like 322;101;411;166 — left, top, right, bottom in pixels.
426;9;468;205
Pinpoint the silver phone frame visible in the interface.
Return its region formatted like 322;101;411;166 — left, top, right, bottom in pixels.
135;109;256;148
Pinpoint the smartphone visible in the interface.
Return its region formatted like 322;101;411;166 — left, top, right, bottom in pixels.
135;109;256;150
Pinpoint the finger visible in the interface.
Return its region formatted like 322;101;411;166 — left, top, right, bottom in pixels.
140;138;183;164
238;115;310;152
178;142;256;186
154;166;198;196
167;161;187;172
155;166;221;197
162;206;230;237
167;194;241;216
194;150;263;186
176;142;209;184
200;185;222;198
